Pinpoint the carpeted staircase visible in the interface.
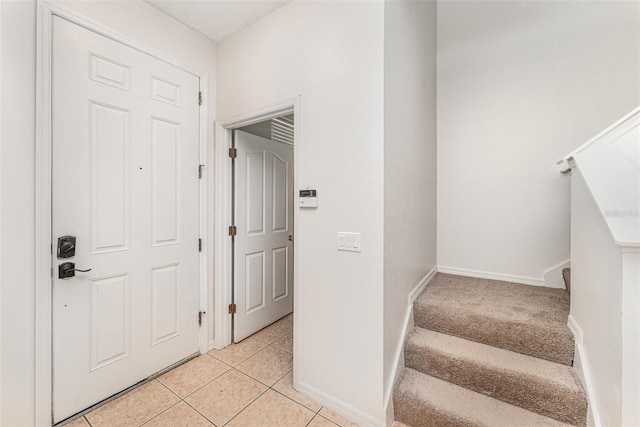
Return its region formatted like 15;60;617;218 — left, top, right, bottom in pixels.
393;273;587;427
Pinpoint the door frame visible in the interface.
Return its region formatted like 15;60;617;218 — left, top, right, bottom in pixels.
34;1;211;424
214;98;301;349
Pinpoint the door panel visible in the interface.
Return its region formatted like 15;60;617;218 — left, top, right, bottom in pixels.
91;275;130;369
246;150;266;235
234;131;294;342
151;117;180;245
52;17;200;422
91;101;131;253
151;264;181;345
272;247;288;300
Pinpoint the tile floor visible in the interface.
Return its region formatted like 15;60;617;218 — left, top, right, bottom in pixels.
62;314;362;427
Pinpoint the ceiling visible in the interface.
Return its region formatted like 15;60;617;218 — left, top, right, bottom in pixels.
145;0;293;42
238;114;294;143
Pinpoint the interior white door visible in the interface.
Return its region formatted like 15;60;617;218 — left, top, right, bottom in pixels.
52;17;200;422
234;130;294;342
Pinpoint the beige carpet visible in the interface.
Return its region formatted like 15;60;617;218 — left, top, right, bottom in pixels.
393;273;587;427
395;369;575;427
413;273;574;365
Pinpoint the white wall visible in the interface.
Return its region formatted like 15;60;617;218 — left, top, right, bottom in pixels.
621;251;640;427
0;2;216;425
217;2;385;424
437;1;640;283
570;168;623;427
382;0;437;419
1;2;37;424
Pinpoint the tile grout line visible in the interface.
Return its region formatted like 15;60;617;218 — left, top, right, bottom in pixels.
174;364;286;427
159;357;233;400
180;396;219;426
214;357;309;427
136;380;188;427
153;372;230;427
220;384;272;427
266;368;323;415
81;320;295;427
218;328;293;423
157;363;238;427
137;398;183;427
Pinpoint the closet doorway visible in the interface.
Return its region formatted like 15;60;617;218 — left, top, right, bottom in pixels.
232;115;295;342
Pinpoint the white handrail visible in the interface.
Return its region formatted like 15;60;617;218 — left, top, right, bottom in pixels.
558;105;640;167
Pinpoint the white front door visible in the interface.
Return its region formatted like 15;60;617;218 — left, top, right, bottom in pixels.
234;130;294;342
52;17;201;422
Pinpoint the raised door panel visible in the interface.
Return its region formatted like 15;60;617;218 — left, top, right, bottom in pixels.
272;246;288;301
272;154;289;233
91;102;131;253
151;264;180;345
151;118;180;246
245;252;266;314
90;53;131;91
91;274;131;370
245;151;265;236
151;76;181;106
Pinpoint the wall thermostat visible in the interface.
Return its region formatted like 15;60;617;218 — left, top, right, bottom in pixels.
299;189;318;208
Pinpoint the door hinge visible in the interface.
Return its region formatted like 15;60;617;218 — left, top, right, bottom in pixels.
198;164;204;179
228;225;237;236
228;303;237;314
228;147;237;159
198;311;206;326
198;238;202;252
198;91;202;106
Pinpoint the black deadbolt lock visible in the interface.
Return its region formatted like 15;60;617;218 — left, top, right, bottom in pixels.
57;235;76;258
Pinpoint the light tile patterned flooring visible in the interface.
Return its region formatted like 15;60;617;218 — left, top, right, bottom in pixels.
63;314;360;427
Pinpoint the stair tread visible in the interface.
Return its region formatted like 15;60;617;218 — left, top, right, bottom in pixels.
395;368;574;427
406;328;581;390
414;273;574;365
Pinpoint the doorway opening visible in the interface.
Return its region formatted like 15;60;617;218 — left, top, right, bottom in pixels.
232;114;295;343
213;99;300;355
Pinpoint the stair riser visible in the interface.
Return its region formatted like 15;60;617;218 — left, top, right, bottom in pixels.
393;391;473;427
413;306;575;366
405;343;587;426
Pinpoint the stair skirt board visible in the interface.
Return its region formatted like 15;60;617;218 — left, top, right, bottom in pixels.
384;266;438;424
568;315;600;427
393;273;587;427
544;260;571;290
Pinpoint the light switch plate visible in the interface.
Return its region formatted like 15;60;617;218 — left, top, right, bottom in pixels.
338;232;361;252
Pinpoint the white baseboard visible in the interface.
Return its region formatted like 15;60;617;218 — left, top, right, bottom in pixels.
567;314;583;346
568;315;601;427
437;265;546;287
383;266;438;425
544;259;571;289
295;379;385;427
408;267;437;302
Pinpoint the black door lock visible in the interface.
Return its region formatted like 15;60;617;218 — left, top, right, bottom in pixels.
58;262;92;279
57;235;76;258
